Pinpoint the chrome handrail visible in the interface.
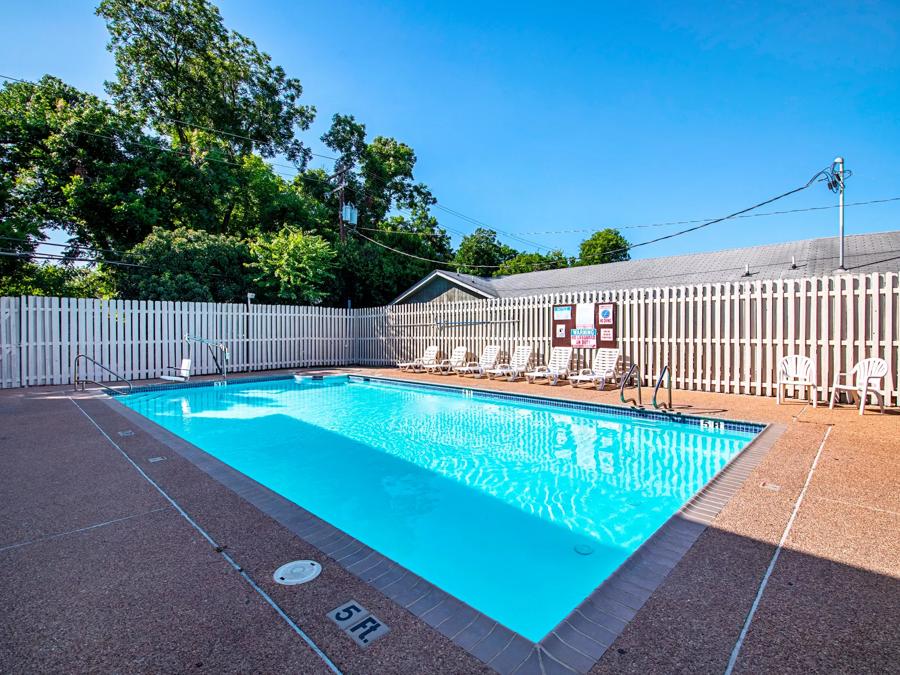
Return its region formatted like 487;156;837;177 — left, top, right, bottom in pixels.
620;362;642;407
653;365;673;410
73;354;133;395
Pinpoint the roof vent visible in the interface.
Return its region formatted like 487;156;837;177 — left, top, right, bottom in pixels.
790;256;797;269
743;263;751;277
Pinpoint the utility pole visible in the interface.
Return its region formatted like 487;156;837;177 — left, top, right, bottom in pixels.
834;156;845;270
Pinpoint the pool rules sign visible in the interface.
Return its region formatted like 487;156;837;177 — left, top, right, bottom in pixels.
552;302;617;349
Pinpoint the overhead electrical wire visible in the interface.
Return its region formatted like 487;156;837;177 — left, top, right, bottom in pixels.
0;248;229;277
518;196;900;234
353;164;849;272
0;72;551;252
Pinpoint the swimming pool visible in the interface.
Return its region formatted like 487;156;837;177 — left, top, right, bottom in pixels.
118;375;760;641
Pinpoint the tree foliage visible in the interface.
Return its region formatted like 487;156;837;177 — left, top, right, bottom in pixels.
452;228;518;275
97;0;314;163
0;262;115;298
577;228;631;266
248;228;336;304
495;250;571;276
119;226;250;301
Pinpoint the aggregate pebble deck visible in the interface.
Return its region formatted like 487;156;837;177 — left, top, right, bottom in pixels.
1;367;897;674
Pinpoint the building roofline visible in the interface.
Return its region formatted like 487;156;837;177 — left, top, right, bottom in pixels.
389;269;496;305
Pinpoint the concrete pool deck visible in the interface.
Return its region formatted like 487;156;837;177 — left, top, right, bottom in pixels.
1;367;898;673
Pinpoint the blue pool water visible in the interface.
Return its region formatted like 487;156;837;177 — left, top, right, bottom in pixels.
119;376;757;641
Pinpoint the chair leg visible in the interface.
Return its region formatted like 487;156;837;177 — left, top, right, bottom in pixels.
777;382;782;405
858;386;867;416
829;387;837;409
811;385;817;408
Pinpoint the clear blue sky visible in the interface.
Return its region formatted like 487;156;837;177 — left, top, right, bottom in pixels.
2;0;899;260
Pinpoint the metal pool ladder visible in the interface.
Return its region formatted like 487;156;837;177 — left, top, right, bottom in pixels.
620;363;642;407
652;365;673;410
73;354;133;395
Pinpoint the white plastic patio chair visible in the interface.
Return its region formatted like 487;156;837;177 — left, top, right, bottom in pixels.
776;355;817;407
455;345;501;378
829;357;889;415
525;347;573;386
570;348;622;390
486;345;533;382
397;345;439;372
161;358;192;382
425;345;468;375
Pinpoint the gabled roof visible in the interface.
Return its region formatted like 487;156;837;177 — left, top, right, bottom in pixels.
391;230;900;304
389;269;498;304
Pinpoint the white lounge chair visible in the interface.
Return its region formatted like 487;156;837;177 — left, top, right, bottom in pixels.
161;358;192;382
486;345;533;381
397;345;439;372
525;347;573;385
776;355;817;407
425;346;468;375
569;348;622;390
829;357;889;415
455;345;501;378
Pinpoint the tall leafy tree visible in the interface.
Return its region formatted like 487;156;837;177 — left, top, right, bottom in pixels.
578;228;631;266
0;75;184;257
97;0;316;233
97;0;315;163
453;228;518;275
318;114;446;305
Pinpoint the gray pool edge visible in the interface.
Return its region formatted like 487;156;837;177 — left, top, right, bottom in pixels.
100;379;784;675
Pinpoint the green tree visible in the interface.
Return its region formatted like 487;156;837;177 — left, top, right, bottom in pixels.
577;228;630;266
0;75;183;257
452;228;518;275
248;228;336;304
332;208;452;306
0;262;116;298
119;226;250;301
494;249;571;276
97;0;314;163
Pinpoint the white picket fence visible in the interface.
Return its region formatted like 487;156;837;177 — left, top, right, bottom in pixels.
1;271;898;405
353;272;900;405
0;297;352;388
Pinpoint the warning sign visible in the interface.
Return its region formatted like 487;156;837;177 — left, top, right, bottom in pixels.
551;302;617;348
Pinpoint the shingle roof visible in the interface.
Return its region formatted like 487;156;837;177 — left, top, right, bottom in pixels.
395;231;900;303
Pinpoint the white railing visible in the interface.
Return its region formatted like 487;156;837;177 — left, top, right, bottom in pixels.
1;271;897;404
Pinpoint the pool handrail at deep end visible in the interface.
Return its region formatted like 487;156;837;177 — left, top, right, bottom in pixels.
653;365;674;410
620;362;643;408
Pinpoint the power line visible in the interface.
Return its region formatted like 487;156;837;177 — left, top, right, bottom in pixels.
0;248;229;277
354;230;493;269
355;165;839;272
518;196;900;235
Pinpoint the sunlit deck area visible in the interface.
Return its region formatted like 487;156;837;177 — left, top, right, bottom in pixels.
2;368;897;674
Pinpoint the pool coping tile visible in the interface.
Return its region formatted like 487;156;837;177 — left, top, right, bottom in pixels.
101;377;785;674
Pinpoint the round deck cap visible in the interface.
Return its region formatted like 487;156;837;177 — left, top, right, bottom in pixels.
274;560;322;585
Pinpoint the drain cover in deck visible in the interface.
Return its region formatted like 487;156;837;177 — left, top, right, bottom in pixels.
273;560;321;585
